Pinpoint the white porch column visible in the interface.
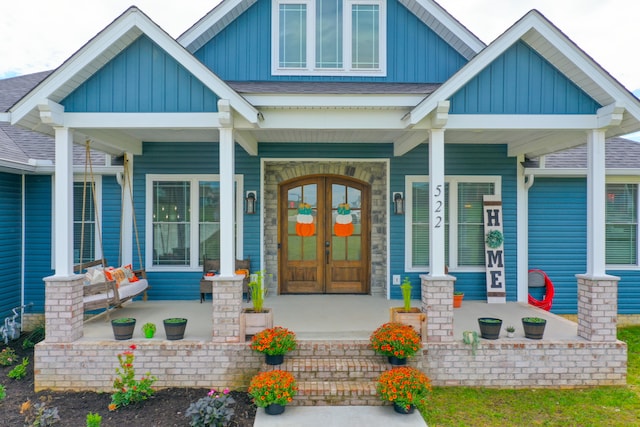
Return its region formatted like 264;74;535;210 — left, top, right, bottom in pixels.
428;128;446;277
219;126;235;277
585;129;607;276
53;127;74;276
120;153;134;266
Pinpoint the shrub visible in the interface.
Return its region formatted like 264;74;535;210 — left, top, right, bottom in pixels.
0;347;17;366
20;399;60;426
185;388;235;427
109;344;157;410
8;357;29;380
86;412;102;427
0;384;6;400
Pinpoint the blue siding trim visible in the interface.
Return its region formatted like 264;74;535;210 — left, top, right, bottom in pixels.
388;144;518;301
529;178;586;313
102;176;123;265
195;0;467;82
62;35;219;112
0;173;23;320
24;175;53;314
450;41;601;114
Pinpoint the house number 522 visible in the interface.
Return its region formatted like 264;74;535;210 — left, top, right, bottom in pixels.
433;184;443;228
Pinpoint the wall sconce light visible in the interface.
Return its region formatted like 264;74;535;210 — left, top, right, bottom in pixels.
393;192;404;215
245;191;257;214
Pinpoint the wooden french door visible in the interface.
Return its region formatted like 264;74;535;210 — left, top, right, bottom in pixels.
279;175;370;294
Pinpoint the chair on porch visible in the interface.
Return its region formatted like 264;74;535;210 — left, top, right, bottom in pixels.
200;257;251;303
528;269;555;311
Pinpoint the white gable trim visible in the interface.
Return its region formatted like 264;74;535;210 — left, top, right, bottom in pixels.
406;10;640;129
10;7;260;128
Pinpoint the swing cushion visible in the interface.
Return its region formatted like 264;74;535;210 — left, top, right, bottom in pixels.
118;278;148;299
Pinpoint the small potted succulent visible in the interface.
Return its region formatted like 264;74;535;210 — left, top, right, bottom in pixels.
377;366;432;414
248;370;298;415
250;326;297;365
370;322;422;365
142;322;156;339
505;325;516;338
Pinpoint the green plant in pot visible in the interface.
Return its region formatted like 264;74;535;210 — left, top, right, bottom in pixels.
111;317;136;340
248;270;268;312
142;322;156;339
522;317;547;339
400;277;412;312
477;317;502;340
163;318;188;340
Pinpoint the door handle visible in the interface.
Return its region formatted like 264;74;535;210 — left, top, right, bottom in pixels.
325;241;330;264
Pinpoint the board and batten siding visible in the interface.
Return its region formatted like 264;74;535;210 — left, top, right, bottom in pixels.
449;41;601;114
23;175;53;314
194;0;467;82
388;144;518;301
0;173;23;320
101;176;124;266
61;35;219;113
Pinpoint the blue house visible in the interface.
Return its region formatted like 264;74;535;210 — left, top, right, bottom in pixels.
1;0;639;391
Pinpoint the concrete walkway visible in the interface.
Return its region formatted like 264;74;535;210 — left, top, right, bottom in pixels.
253;405;427;426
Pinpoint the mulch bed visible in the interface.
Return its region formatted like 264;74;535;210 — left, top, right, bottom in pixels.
0;335;256;426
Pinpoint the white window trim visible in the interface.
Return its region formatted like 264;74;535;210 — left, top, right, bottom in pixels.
271;0;387;76
404;175;501;273
145;174;244;272
606;176;640;270
51;175;103;269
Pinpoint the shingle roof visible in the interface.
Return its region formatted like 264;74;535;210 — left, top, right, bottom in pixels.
543;137;640;169
0;70;51;112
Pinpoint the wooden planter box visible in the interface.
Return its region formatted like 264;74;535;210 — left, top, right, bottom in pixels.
389;307;427;339
240;308;273;341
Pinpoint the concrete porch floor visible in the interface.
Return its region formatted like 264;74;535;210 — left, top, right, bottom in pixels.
82;295;580;342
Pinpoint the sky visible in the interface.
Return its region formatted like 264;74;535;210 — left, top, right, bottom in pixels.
1;0;639;135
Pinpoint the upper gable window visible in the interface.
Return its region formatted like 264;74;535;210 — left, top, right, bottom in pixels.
273;0;386;76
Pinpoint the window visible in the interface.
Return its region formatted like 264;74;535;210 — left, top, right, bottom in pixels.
73;179;101;264
273;0;386;76
606;183;638;265
146;175;242;269
406;176;500;271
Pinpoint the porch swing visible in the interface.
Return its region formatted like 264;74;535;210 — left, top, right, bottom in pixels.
74;142;149;317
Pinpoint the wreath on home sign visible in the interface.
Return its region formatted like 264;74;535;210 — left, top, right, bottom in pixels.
485;230;504;249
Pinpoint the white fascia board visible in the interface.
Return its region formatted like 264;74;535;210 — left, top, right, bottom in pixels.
447;114;597;130
525;168;640;177
65;112;223;129
178;0;250;49
413;0;485;54
0;113;10;123
407;10;640;127
258;109;406;129
243;94;424;108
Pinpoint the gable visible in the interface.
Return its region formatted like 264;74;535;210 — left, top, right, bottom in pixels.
61;35;219;113
449;40;601;115
193;0;468;82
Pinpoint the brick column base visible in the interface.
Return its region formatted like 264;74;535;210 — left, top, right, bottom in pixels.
421;274;456;342
211;275;244;343
44;275;84;343
576;274;620;342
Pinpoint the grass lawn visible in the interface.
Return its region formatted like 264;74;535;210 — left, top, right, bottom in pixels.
420;325;640;426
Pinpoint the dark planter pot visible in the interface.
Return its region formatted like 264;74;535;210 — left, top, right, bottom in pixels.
163;318;188;340
265;354;284;365
522;318;547;339
393;402;415;414
478;317;502;340
388;356;407;366
111;318;136;340
264;403;286;415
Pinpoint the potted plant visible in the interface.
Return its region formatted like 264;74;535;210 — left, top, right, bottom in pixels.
389;277;426;338
240;270;274;340
505;325;516;338
377;366;432;414
163;317;188;340
370;322;422;365
522;317;547;339
462;330;479;355
248;370;298;415
250;326;297;365
453;291;464;308
477;317;502;340
111;317;136;340
141;322;156;339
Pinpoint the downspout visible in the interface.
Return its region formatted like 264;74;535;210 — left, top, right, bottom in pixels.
517;155;535;303
21;174;25;312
